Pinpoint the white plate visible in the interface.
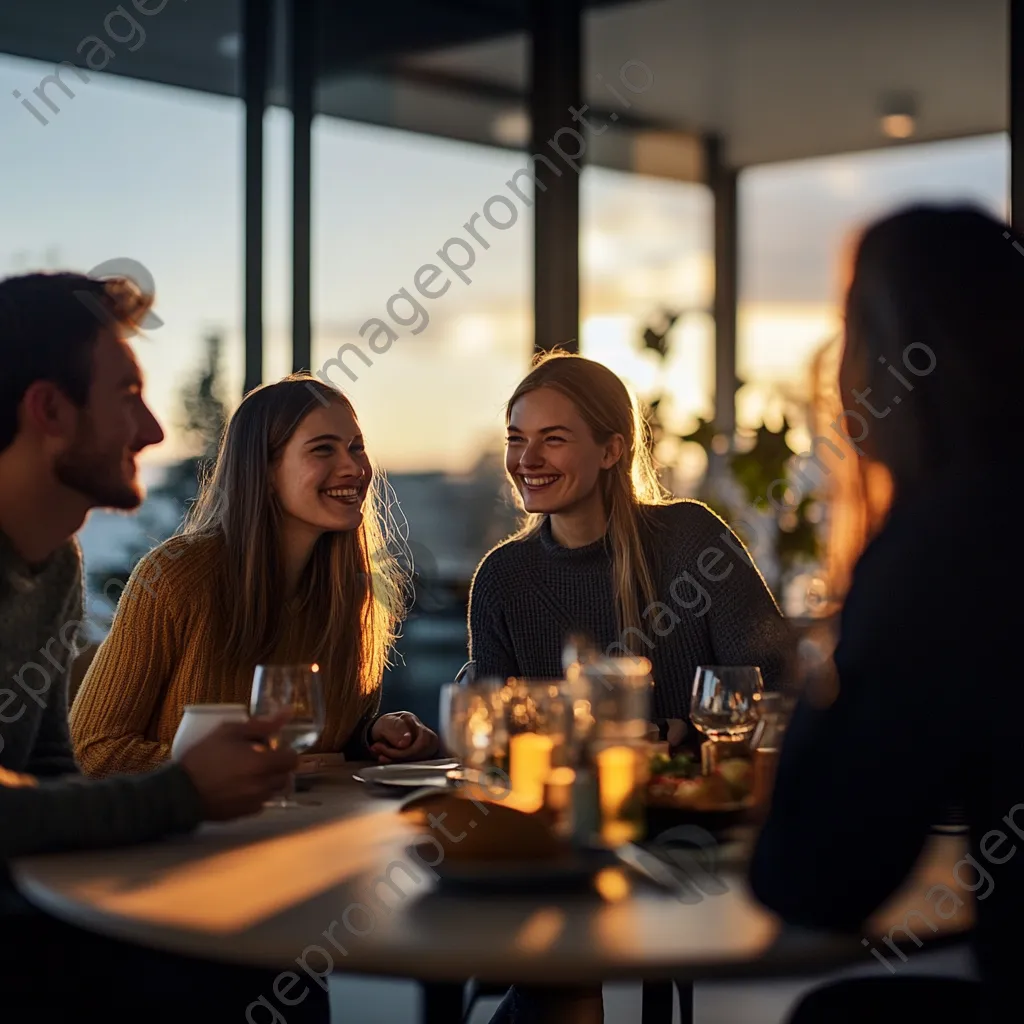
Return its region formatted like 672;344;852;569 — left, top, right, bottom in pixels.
352;760;460;789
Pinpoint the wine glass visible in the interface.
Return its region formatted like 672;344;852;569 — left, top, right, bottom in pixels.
439;663;477;757
438;680;506;771
251;663;325;808
438;682;464;759
453;660;476;687
690;666;764;774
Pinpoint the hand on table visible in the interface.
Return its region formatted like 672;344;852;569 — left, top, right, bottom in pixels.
647;718;689;749
180;713;298;820
369;712;439;764
665;718;688;748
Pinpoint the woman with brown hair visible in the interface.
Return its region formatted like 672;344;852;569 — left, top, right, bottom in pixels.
750;204;1024;1023
71;373;437;776
468;350;794;747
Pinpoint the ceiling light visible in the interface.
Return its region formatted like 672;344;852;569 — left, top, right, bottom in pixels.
492;110;530;147
880;93;917;139
881;114;915;139
218;32;241;60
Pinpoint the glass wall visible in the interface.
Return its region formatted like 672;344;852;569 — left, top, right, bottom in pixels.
736;132;1010;612
0;51;244;644
738;133;1010;438
311;121;532;719
2;7;1010;698
580;167;715;496
311;121;531;482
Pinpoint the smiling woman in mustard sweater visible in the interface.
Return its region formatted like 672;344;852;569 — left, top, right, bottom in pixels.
70;374;438;776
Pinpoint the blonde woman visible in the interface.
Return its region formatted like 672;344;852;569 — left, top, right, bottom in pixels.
468;352;794;746
71;374;437;776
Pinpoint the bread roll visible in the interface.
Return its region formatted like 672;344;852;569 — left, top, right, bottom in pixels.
400;790;563;862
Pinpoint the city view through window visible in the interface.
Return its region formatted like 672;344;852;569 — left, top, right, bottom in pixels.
1;50;1008;721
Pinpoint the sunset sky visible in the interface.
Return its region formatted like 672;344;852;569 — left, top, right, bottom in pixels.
0;52;1009;474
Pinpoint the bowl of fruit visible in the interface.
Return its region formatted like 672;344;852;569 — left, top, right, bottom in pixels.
644;751;755;838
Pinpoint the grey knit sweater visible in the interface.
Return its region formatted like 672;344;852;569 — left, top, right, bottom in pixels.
468;500;795;720
0;529;202;866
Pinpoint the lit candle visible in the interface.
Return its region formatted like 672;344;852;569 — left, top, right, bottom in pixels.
597;745;639;846
509;732;553;812
543;766;576;837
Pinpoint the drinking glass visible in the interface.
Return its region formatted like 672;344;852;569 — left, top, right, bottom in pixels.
583;655;653;745
502;679;573;812
170;703;248;761
579;656;653;846
750;690;791;808
453;660;476;687
250;663;326;808
439;680;507;770
438;682;457;756
690;665;763;774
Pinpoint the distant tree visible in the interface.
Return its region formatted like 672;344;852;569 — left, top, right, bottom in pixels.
85;331;228;623
638;310;824;601
158;330;228;507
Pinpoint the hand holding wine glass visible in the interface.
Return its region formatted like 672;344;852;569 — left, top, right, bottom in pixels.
250;663;326;807
178;714;298;819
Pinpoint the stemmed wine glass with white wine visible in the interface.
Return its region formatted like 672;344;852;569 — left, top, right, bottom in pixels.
690;665;764;773
250;663;325;808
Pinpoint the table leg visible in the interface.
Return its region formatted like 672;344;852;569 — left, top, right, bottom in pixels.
420;981;465;1024
676;980;694;1024
641;980;673;1024
532;988;604;1024
488;986;603;1024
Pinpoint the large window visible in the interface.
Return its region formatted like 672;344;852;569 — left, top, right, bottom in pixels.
738;133;1010;438
310;121;533;718
581;167;715;494
311;121;531;481
0;53;244;638
737;132;1010;612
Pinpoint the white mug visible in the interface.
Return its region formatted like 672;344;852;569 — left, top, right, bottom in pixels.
171;703;249;761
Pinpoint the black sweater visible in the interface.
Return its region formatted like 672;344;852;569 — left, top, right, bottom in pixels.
750;461;1022;1021
468;500;795;721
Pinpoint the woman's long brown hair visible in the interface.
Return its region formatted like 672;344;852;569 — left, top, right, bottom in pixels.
819;205;1023;610
808;334;893;615
181;373;409;747
506;351;671;649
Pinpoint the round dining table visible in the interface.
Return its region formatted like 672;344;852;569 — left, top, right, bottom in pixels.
11;767;973;1024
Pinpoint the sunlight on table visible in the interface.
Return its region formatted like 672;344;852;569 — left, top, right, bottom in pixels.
594;868;631;903
62;809;411;933
513;909;566;954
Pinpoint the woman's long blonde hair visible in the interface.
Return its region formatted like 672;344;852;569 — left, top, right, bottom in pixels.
506;351;671;648
181;373;409;747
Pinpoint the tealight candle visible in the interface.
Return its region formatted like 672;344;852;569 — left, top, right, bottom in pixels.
509;732;554;812
597;745;640;846
543;766;576;838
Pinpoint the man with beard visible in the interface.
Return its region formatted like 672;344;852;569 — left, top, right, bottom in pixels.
0;272;325;1022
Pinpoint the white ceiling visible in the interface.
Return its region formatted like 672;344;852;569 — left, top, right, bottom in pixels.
1;0;1008;170
407;0;1009;167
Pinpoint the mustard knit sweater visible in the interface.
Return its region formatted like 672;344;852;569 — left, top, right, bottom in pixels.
70;534;382;778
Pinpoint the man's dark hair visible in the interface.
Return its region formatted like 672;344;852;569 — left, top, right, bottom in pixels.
0;272;153;453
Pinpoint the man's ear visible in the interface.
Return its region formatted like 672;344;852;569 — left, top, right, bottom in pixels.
601;433;626;469
19;380;79;442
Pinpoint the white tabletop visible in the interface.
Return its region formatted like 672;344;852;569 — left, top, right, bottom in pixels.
11;769;972;985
